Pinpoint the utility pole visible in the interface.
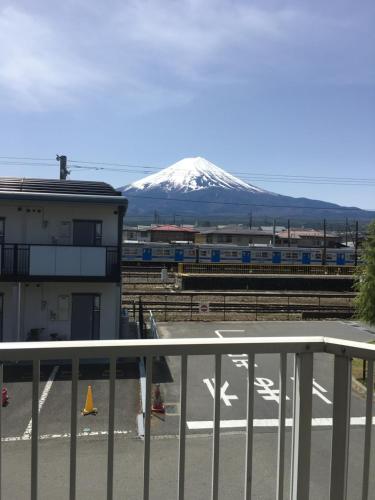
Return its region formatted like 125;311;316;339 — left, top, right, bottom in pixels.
154;210;159;225
272;219;276;246
287;219;291;247
322;218;327;266
56;155;69;180
355;220;359;266
248;212;253;230
345;217;348;247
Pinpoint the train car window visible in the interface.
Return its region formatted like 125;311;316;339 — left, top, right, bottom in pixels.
163;249;171;256
231;251;238;257
285;252;297;259
326;254;334;260
315;252;322;259
200;250;208;256
223;251;231;257
187;250;195;256
261;252;269;258
123;247;139;256
349;254;355;260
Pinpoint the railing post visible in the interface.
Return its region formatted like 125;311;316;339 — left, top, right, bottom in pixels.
143;356;153;500
69;357;79;500
276;353;287;500
290;352;313;500
178;355;188;500
31;360;40;500
329;354;352;500
362;360;374;500
13;244;18;275
212;354;222;500
0;362;2;498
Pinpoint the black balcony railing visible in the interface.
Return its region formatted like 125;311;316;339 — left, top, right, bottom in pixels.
2;244;30;276
1;244;119;279
106;247;120;278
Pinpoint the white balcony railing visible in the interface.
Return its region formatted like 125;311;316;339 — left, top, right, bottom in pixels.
0;335;374;500
0;244;119;278
29;245;107;276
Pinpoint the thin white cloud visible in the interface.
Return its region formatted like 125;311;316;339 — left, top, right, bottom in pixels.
0;1;373;112
0;6;106;111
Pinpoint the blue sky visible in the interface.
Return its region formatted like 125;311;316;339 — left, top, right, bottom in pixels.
0;0;374;208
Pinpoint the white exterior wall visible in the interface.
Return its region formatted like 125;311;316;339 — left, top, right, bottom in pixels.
1;201;118;245
0;282;121;342
123;228;151;242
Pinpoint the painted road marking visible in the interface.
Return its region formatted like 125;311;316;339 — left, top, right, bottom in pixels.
203;378;239;406
290;377;332;405
215;330;258;368
22;365;59;440
2;429;131;443
254;377;290;403
187;417;375;430
312;379;332;405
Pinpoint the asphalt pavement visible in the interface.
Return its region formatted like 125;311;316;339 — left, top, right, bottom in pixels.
1;320;374;499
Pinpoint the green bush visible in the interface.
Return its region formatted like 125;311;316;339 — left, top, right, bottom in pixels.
355;220;375;325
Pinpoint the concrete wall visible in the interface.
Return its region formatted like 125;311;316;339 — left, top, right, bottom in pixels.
0;282;121;341
181;275;354;292
1;200;119;246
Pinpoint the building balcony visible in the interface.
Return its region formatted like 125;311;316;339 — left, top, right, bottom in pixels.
0;334;373;499
0;243;119;281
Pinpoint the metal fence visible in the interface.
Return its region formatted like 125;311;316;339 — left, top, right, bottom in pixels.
0;335;374;499
177;263;356;275
123;291;355;322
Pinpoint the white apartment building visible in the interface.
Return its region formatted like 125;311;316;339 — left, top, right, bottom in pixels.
0;178;127;342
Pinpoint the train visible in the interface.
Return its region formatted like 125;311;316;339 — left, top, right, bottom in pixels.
122;241;358;267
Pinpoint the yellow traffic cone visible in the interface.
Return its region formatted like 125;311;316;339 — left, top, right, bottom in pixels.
82;385;97;416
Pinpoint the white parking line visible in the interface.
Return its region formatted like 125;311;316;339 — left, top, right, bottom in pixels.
3;429;131;443
214;330;245;338
187;416;375;430
22;365;59;440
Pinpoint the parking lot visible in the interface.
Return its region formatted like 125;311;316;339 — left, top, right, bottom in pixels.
153;320;375;434
1;320;375;499
2;360;140;441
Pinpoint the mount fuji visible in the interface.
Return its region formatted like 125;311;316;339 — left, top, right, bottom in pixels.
119;157;373;221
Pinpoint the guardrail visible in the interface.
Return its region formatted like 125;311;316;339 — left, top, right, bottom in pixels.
0;336;373;499
177;263;356;275
123;291;355;321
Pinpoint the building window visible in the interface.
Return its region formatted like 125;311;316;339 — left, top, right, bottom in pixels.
73;220;102;246
0;218;4;243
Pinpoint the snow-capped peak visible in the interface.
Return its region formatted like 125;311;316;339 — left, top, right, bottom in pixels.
121;157;266;193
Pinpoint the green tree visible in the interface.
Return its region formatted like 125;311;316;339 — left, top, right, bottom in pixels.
355;221;375;325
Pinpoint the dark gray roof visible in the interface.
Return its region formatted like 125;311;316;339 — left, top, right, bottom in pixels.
0;177;121;196
0;177;128;207
199;228;273;236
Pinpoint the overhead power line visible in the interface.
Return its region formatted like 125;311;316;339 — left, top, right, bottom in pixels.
1;154;375;187
125;194;374;212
